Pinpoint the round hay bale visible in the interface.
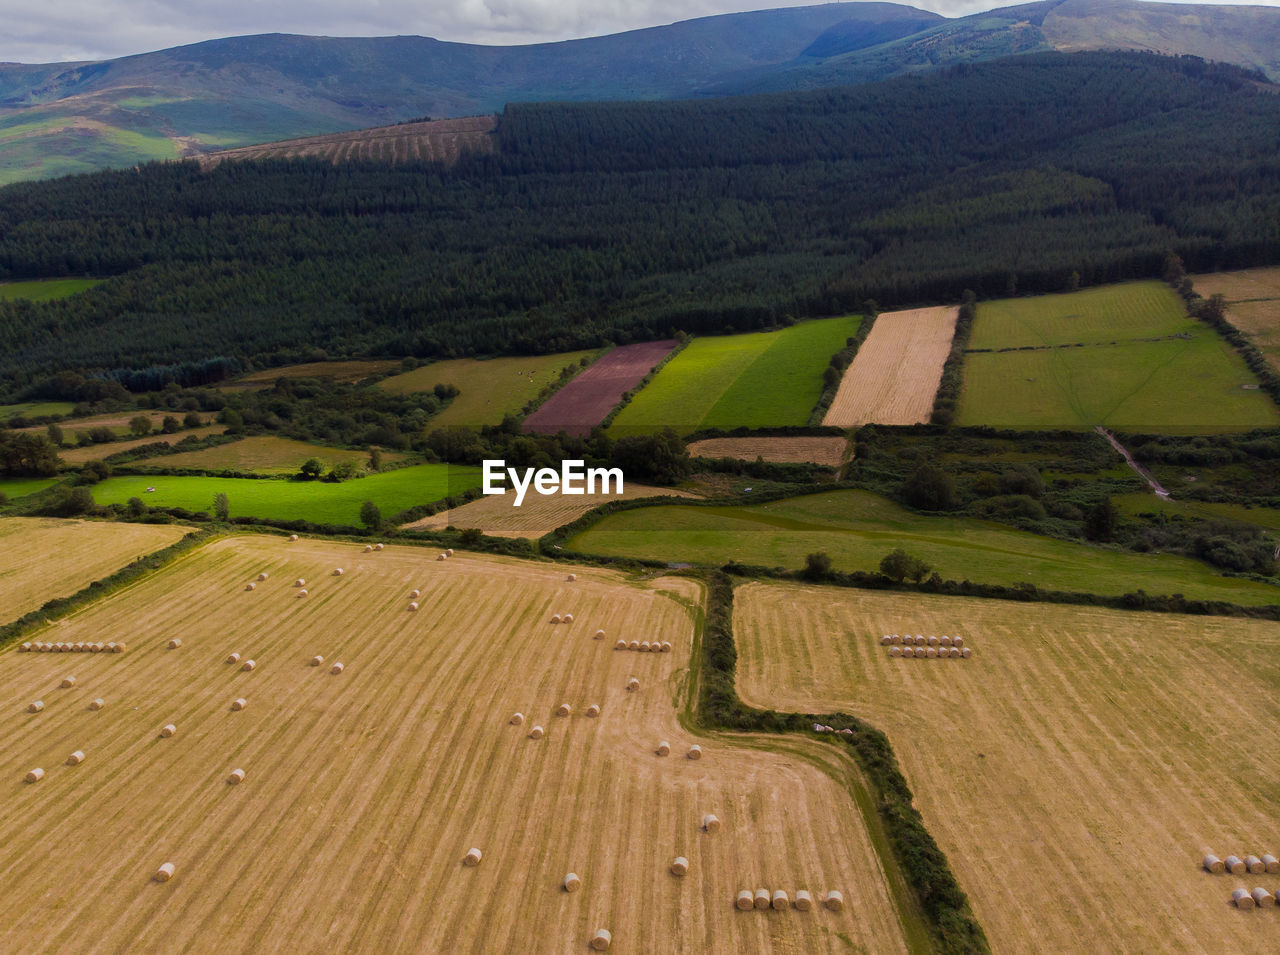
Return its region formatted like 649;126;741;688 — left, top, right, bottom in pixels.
772;890;789;911
245;583;256;591
736;890;755;911
67;750;85;766
564;872;582;892
563;613;574;624
940;635;953;647
18;642;30;652
446;549;453;556
114;642;126;652
408;602;419;612
364;544;373;552
628;640;640;651
1252;886;1275;907
626;677;640;692
555;703;572;717
528;725;544;739
880;635;892;646
928;635;939;646
891;634;902;644
640;641;652;652
595;629;606;640
294;578;306;588
231;698;247;711
330;662;344;675
289;533;299;541
309;655;323;667
74;642;86;652
840;727;853;735
91;642;104;653
409;589;421;599
925;647;938;659
567;574;577;582
590;929;611;951
948;647;961;658
661;641;672;652
60;676;76;688
753;888;771;910
25;767;44;783
437;554;445;561
463;847;482;867
1226;855;1246;875
687;745;702;760
242;659;256;671
824;890;844;912
914;635;926;646
902;647;915;659
1203;854;1225;874
296;589;308;598
333;568;344;576
656;741;670;756
28;700;43;713
1232;887;1254;909
813;723;825;733
670;857;688;876
374;543;384;551
615;640;627;650
160;723;177;738
1245;855;1265;874
227;768;246;785
702;814;720;833
257;572;268;581
794;889;813;911
889;646;902;658
960;647;972;659
155;862;176;882
227;652;241;664
1262;853;1278;873
550;614;561;624
88;699;104;711
953;636;964;647
586;704;601;718
510;712;525;725
168;638;182;650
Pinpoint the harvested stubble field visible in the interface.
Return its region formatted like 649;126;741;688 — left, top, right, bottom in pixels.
15;411;185;438
609;317;860;435
956;282;1280;431
735;582;1280;953
687;437;848;467
822;307;958;426
0;518;188;624
403;482;696;538
0;536;907;952
201;116;497;167
1192;267;1280;372
153;436;405;474
56;426;225;466
379;352;596;429
219;360;402;391
523;341;677;436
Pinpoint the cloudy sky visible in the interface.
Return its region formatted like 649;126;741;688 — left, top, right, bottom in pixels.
1;0;1276;65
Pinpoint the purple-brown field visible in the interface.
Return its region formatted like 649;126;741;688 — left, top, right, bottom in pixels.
523;341;677;436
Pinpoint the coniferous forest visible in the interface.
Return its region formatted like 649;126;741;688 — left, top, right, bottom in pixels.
1;51;1279;394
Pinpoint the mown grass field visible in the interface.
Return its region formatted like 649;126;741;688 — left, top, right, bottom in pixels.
56;427;226;466
609;317;860;434
88;464;480;525
567;489;1280;605
734;582;1280;953
1112;491;1280;535
1192;266;1280;372
152;436;406;475
0;401;76;421
0;278;102;302
0;536;908;952
0;518;188;624
379;352;596;429
0;477;59;500
956;281;1280;431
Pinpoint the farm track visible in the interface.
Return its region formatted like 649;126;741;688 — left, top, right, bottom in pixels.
735;582;1280;953
0;536;906;953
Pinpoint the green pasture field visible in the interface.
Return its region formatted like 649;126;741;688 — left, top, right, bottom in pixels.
0;477;59;500
379;352;596;428
567;488;1280;605
956;281;1280;431
220;360;401;390
0;401;76;421
0;279;102;302
608;316;860;434
1112;491;1280;534
88;463;480;525
150;436;406;474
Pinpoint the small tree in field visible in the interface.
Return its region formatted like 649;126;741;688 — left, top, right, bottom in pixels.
213;493;230;521
880;548;931;583
129;415;152;437
360;500;382;530
802;552;833;581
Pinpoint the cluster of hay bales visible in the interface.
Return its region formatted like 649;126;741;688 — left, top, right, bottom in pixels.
887;643;972;659
882;633;965;647
23;641;123;653
1233;887;1280;908
812;724;855;736
1206;852;1279;875
735;888;838;912
614;640;672;652
549;612;575;624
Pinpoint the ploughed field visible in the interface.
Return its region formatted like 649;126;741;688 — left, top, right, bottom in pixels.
822;307;957;427
523;341;677;437
201;116;497;167
0;518;189;624
956;281;1280;431
734;581;1280;953
0;536;907;953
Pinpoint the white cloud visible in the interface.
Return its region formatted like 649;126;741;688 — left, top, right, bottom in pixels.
0;0;1277;64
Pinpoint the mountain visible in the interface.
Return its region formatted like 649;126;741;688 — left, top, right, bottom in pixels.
1;0;1279;186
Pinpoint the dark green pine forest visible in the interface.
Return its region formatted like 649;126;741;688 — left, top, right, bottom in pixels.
2;51;1279;394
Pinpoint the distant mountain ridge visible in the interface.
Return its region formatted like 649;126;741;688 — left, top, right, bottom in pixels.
1;0;1279;186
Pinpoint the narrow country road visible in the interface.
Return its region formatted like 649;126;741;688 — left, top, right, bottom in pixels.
1095;426;1170;499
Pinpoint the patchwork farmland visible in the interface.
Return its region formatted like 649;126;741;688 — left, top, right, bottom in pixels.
609;317;860;434
734;582;1280;953
955;281;1280;431
0;536;908;952
523;341;676;436
201;116;497;167
822;307;958;426
0;518;188;624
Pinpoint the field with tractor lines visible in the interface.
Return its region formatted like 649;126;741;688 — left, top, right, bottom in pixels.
734;582;1280;954
0;518;189;624
609;317;860;435
822;307;957;426
201;116;497;167
0;536;908;953
1192;267;1280;372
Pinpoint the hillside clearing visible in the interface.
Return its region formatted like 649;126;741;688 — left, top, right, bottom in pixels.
149;436;405;474
822;307;957;426
219;361;401;390
0;518;188;624
0;536;908;952
735;582;1280;953
1192;267;1280;372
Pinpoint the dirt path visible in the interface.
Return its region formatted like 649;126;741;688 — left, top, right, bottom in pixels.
1095;426;1170;499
